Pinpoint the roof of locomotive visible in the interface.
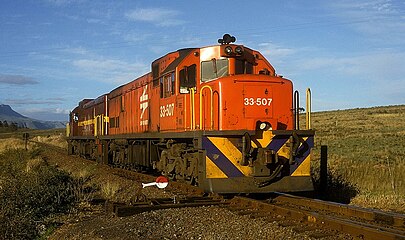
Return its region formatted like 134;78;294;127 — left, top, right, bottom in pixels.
109;71;151;97
152;43;258;76
160;48;197;75
74;39;271;108
82;94;107;109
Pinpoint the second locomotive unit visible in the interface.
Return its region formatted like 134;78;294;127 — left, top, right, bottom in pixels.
67;34;315;193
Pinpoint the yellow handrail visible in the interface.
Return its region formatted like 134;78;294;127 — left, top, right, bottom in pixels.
94;115;98;136
184;94;187;130
200;85;213;130
306;88;311;130
100;115;104;136
190;87;195;130
66;123;70;137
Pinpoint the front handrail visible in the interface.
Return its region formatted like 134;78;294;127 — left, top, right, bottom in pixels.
190;87;195;130
306;88;311;130
200;85;213;130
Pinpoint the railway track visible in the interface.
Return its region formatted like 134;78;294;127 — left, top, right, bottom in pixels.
228;193;405;240
106;196;227;217
36;141;405;239
107;192;404;239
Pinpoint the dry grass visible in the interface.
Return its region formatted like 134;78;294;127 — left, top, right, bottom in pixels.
306;105;405;212
100;181;121;199
25;157;47;173
32;134;68;149
0;138;30;153
0;128;67;156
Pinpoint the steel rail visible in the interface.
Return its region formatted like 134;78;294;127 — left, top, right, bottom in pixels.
106;196;227;217
230;196;405;240
273;192;405;229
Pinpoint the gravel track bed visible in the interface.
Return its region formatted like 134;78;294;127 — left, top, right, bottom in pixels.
40;145;351;240
51;205;330;240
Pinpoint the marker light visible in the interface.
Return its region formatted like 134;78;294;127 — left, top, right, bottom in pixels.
225;46;233;55
235;46;243;55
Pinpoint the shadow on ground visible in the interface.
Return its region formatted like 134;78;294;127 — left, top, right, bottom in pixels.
311;171;359;204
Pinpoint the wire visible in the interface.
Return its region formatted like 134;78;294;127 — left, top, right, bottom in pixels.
0;17;380;59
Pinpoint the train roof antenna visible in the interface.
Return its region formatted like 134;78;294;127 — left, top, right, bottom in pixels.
218;34;236;45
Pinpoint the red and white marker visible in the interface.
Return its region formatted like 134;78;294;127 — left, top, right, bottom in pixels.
142;176;169;189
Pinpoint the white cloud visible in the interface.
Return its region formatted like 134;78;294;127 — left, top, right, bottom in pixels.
18;107;70;121
61;46;89;55
255;42;299;75
55;108;70;114
22;107;69;115
125;8;184;27
5;98;64;105
44;0;85;7
0;74;39;85
329;0;405;42
333;0;398;15
257;42;296;59
122;31;153;43
72;58;149;84
86;18;103;24
74;59;127;71
297;51;405;82
294;51;405;108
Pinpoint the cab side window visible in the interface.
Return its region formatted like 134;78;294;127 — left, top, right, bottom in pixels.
179;64;196;94
235;59;253;74
160;72;175;98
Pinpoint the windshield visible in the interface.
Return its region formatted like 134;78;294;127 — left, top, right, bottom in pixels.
201;58;228;82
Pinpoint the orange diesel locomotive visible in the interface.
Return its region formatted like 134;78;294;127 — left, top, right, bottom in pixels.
67;34;314;193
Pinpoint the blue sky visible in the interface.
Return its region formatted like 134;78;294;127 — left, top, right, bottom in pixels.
0;0;404;121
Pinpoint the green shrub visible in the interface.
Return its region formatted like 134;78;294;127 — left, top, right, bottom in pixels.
0;148;77;239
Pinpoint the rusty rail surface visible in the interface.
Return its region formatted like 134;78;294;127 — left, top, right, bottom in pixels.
229;195;405;240
273;192;405;229
106;196;227;217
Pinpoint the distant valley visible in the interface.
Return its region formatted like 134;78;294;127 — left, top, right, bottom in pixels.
0;104;66;129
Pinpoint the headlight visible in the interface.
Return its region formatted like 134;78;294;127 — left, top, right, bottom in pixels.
257;121;272;131
225;46;233;55
235;46;243;55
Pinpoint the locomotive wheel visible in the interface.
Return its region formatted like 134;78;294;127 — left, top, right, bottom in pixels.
157;150;177;180
156;143;199;185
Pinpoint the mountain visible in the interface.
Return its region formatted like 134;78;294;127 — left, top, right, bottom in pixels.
0;104;66;129
0;104;27;118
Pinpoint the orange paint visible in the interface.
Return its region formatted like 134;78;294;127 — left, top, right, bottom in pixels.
70;43;295;136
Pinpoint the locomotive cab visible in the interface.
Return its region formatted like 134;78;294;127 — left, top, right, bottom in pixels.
193;35;315;192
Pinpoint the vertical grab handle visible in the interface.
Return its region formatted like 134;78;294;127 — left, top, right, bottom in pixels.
294;90;300;130
190;88;195;130
306;88;311;130
200;85;213;130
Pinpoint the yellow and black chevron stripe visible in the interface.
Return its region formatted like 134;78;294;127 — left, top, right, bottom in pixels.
202;131;314;179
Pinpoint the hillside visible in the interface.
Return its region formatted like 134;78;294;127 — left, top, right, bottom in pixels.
0;104;66;129
308;104;405;211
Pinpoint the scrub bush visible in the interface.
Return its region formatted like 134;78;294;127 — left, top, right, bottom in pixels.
0;148;76;239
